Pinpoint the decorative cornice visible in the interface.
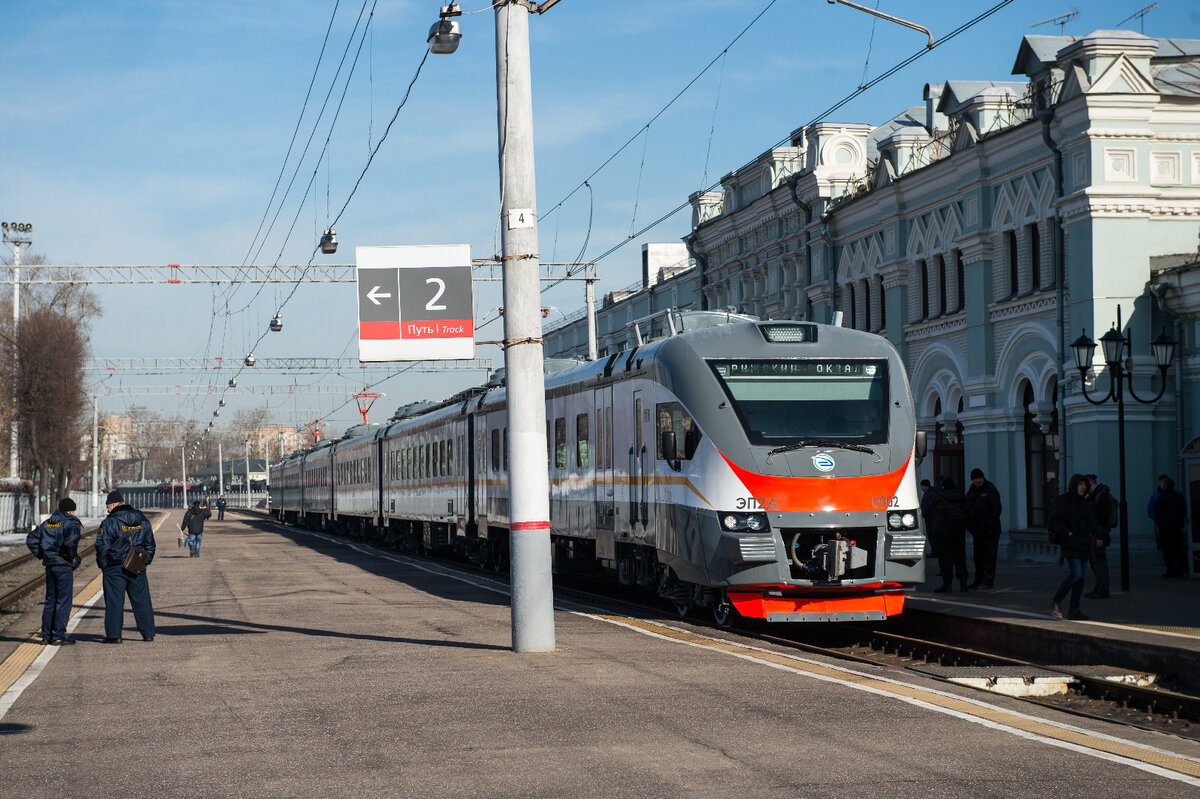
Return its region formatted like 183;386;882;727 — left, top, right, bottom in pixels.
1082;128;1155;140
903;314;966;342
988;293;1057;323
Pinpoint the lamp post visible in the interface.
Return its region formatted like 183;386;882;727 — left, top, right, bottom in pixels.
430;0;556;652
1070;304;1176;592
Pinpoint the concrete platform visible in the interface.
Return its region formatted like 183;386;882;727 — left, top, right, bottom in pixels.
905;553;1200;691
2;511;1199;798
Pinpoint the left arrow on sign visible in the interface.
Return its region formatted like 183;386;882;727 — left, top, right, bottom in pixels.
367;286;393;305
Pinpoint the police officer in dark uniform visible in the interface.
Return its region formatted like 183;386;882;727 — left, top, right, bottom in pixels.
29;497;83;644
95;490;157;643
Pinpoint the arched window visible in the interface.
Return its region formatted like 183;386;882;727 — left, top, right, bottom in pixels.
937;255;948;316
1028;223;1041;291
877;276;886;330
955;251;965;311
933;397;965;490
1023;380;1059;528
1006;231;1019;297
920;261;930;319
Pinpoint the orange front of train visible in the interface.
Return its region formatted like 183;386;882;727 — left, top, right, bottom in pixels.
654;320;926;623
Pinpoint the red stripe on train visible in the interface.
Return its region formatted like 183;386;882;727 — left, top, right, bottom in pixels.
718;451;910;513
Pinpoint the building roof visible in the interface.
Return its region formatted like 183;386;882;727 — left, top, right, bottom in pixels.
1153;38;1200;97
936;81;1026;115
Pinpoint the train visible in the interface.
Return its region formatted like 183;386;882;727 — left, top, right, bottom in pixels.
269;309;927;624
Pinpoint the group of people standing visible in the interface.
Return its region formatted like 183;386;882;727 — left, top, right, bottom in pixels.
1040;471;1188;620
26;489;226;644
919;468;1003;593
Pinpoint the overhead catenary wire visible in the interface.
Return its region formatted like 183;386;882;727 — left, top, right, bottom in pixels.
537;0;781;230
239;0;344;273
576;0;1017;269
200;43;434;425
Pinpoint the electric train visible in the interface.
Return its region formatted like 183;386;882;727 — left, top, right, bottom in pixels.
269;310;927;624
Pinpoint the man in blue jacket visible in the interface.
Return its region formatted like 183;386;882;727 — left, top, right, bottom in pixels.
28;497;83;644
95;490;157;643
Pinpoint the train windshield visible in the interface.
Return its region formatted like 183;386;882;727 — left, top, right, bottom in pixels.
709;359;889;445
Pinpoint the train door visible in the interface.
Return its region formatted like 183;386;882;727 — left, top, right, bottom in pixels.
467;413;477;533
594;387;614;530
631;389;650;535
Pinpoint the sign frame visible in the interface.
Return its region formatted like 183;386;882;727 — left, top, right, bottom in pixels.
355;244;475;362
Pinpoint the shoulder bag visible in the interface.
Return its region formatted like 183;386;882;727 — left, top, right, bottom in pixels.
122;525;150;575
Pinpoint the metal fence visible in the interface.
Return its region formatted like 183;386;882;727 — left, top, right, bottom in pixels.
0;492;36;534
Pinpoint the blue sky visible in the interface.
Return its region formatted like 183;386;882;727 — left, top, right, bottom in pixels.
5;0;1199;435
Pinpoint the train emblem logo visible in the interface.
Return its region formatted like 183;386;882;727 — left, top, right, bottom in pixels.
812;453;836;472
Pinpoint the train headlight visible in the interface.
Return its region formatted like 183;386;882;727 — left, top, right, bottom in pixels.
720;512;770;532
887;511;920;531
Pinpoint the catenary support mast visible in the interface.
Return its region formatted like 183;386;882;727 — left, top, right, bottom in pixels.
496;0;554;652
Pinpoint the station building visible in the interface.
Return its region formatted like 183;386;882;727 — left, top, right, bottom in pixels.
544;30;1200;572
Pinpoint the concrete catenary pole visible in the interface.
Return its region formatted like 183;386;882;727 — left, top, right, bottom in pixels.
9;240;22;479
91;395;99;516
218;441;223;495
495;0;554;652
181;446;188;509
585;278;598;362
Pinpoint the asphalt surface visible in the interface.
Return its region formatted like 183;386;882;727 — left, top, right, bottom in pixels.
1;511;1198;798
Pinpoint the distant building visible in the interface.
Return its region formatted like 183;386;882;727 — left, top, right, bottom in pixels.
545;30;1200;570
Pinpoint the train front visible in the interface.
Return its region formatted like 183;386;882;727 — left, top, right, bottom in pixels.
659;320;925;622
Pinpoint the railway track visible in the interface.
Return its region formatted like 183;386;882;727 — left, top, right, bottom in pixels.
749;625;1200;741
0;533;99;611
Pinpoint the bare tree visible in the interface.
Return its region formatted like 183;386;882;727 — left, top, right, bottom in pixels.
6;308;88;514
0;254;100;487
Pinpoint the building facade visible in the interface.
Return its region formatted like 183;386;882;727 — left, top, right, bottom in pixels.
545;30;1200;572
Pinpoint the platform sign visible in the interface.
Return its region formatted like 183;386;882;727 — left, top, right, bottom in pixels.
355;244;475;361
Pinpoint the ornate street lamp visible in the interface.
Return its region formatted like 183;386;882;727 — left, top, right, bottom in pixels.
1072;304;1176;592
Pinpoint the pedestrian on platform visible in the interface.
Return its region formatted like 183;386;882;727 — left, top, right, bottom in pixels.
920;476;941;575
965;468;1003;589
1085;474;1115;598
27;497;83;645
95;490;156;643
1047;474;1097;620
216;495;227;521
181;499;212;558
1145;473;1169;530
929;476;969;593
1153;476;1189;578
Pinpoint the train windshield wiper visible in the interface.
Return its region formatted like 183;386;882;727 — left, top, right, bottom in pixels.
767;439;876;458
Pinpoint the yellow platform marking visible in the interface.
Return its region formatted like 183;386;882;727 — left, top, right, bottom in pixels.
0;572;104;696
584;613;1200;781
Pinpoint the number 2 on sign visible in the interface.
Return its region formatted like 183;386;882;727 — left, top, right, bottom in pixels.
425;278;447;311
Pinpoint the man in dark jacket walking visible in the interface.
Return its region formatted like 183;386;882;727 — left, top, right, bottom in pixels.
28;497;83;644
965;468;1003;589
1154;477;1189;578
95;490;156;643
1047;474;1098;620
216;495;227;521
181;499;212;557
1085;474;1114;598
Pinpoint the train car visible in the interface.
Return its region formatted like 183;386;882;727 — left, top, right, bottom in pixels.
330;423;385;533
300;439;335;529
271;310;926;624
379;399;472;553
269;452;304;524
